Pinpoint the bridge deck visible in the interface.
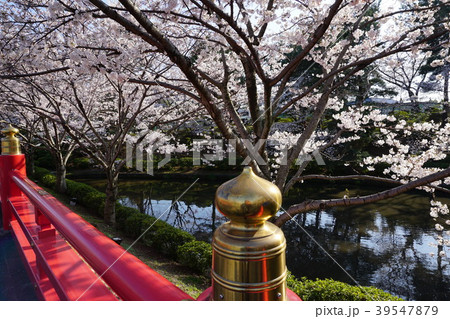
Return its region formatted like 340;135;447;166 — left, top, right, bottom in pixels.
8;196;119;301
0;231;38;300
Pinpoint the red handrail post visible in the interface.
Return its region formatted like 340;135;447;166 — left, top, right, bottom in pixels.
35;208;56;239
0;125;26;230
0;154;26;230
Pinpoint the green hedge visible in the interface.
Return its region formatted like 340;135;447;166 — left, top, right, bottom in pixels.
41;174;57;188
123;213;149;238
33;167;403;300
116;206;139;225
69;157;91;169
177;241;212;275
66;179;106;216
286;273;403;301
153;226;195;258
34;167;53;180
33;167;211;274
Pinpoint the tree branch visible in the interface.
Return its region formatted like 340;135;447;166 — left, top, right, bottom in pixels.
274;167;450;227
128;78;202;103
0;67;70;79
293;174;450;194
269;0;344;86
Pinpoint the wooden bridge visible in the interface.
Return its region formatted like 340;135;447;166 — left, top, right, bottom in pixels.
0;124;300;301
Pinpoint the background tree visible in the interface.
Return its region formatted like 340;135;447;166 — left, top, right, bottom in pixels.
0;82;78;193
377;51;431;110
419;0;450;122
21;70;193;225
1;0;449;228
0;103;41;175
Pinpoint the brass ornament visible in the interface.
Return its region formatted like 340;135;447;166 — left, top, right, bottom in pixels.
212;166;287;301
1;124;21;155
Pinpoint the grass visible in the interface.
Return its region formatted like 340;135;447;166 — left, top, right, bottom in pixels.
43;186;210;299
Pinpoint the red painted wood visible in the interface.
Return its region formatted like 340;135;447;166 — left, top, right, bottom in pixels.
196;286;212;301
9;197;118;301
0;154;26;230
287;288;303;301
10;220;58;301
11;172;193;301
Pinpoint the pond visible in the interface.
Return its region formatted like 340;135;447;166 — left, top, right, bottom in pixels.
80;177;450;300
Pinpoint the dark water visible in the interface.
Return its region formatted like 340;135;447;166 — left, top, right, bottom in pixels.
81;178;450;300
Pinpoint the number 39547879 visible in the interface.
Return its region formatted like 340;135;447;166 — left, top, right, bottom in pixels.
375;306;438;316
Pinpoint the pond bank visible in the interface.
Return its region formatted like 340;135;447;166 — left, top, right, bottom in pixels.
67;168;450;198
41;185;210;298
79;176;450;300
32;166;405;300
68;168;241;183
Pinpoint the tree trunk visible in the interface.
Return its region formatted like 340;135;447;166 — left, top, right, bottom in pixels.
55;162;67;193
442;63;449;124
274;167;450;227
408;89;420;112
355;75;366;107
104;170;118;226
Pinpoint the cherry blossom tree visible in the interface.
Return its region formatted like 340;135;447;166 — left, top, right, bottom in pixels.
6;70;195;225
421;47;450;121
0;81;78;193
377;51;431;110
419;0;450;122
1;2;199;224
0;101;41;175
1;1;449;229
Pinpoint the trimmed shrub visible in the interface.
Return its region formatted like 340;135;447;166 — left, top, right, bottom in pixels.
153;225;195;258
177;241;212;275
83;192;106;216
141;217;167;245
66;180;99;202
286;273;403;301
65;179;106;217
69;157;91;169
34;167;51;180
124;213;148;238
116;205;139;227
41;173;57;188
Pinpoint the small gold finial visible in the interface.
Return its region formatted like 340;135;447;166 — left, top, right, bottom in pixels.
215;166;282;227
1;124;21;155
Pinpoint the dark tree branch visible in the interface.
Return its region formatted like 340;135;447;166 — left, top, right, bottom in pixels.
274;167;450;227
269;0;344;86
128;78;202;103
0;67;70;79
293;174;450;194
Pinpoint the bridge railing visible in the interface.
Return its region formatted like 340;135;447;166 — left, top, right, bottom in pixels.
0;125;193;301
1;124;301;301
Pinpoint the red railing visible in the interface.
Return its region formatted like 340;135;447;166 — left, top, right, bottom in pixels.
1;142;301;301
0;153;193;301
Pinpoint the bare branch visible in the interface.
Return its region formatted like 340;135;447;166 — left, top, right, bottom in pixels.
275;167;450;227
0;67;70;79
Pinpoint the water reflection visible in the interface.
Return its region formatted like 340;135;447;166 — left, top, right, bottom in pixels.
102;180;227;241
283;191;450;301
120;197;227;241
80;178;450;300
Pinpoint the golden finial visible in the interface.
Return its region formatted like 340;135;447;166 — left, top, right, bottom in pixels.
1;124;21;155
215;166;282;227
212;167;287;301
